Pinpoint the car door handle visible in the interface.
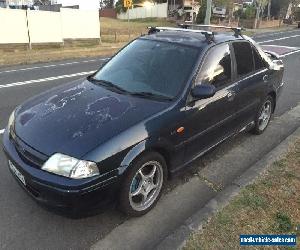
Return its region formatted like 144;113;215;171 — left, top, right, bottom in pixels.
263;75;269;83
227;90;236;101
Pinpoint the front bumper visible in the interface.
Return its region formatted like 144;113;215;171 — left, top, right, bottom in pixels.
2;129;120;214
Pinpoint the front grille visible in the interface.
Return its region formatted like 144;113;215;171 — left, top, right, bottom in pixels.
10;129;47;168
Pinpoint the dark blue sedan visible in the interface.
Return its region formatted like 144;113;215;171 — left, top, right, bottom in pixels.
2;25;284;216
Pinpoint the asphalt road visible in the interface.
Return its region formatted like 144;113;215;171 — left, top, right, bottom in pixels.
0;29;300;250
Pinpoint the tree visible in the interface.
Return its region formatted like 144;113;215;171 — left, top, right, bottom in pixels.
267;0;271;19
270;0;300;18
196;0;207;23
243;5;256;19
99;0;104;9
254;0;268;27
204;0;212;24
101;0;114;8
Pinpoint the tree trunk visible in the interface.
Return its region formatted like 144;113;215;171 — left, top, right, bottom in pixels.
267;0;271;20
255;6;260;29
204;0;212;25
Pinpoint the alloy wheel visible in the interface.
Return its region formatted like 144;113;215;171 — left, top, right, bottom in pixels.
258;100;272;131
129;160;163;212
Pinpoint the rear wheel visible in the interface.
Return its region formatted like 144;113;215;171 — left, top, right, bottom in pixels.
251;96;274;135
119;152;167;216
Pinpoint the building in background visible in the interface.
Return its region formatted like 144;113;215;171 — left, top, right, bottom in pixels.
0;0;6;7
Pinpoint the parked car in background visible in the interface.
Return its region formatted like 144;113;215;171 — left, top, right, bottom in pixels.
212;6;227;18
2;25;284;217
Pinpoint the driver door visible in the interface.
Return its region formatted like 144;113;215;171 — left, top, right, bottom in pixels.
183;43;240;161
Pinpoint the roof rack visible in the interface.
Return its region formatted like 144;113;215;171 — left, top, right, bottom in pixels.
178;24;245;38
147;26;215;43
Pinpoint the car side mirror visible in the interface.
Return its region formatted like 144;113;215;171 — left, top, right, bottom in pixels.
270;59;284;71
191;84;216;100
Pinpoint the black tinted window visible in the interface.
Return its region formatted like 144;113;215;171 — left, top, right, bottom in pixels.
196;44;232;88
93;39;199;99
252;46;266;70
233;42;254;77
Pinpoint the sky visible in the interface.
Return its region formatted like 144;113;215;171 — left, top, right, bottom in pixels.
56;0;100;10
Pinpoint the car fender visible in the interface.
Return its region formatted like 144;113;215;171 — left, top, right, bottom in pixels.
118;137;174;175
118;140;147;175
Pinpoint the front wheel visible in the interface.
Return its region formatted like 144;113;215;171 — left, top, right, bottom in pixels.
119;152;167;216
251;96;274;135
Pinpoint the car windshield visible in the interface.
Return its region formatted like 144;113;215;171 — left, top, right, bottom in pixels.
92;39;200;100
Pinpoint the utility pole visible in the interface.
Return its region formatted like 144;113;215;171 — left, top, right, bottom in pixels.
25;9;32;50
204;0;212;25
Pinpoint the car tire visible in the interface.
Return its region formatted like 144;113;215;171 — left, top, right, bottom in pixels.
251;95;274;135
119;151;167;216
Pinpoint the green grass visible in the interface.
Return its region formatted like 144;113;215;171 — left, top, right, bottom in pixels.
184;139;300;250
274;212;293;233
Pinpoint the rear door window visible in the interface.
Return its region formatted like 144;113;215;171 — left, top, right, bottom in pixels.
232;42;254;77
252;46;267;70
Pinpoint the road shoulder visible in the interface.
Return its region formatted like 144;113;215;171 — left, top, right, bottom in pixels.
157;119;300;250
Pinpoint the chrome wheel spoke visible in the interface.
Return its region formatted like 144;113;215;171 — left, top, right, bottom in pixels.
148;182;158;192
140;190;147;204
138;169;146;181
145;165;157;179
130;183;143;197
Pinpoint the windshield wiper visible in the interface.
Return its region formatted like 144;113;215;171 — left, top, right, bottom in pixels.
87;76;173;101
130;91;173;101
87;76;129;94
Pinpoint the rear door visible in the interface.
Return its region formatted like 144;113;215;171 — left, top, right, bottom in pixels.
231;41;269;125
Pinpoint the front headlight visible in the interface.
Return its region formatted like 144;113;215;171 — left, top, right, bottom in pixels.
7;110;15;130
42;153;99;179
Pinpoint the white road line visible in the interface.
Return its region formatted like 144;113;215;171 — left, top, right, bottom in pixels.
0;129;4;135
258;34;300;44
0;58;108;74
254;29;300;39
262;44;300;50
0;70;95;89
280;49;300;58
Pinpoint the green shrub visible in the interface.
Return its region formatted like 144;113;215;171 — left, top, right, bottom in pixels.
241;5;256;19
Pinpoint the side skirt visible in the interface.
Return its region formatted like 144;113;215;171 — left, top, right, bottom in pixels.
169;121;255;175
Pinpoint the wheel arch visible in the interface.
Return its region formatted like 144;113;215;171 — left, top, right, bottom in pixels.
118;140;172;177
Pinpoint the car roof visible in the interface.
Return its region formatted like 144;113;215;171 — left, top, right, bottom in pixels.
141;30;246;48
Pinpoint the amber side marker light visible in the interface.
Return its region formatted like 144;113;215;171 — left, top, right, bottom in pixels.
177;127;185;133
